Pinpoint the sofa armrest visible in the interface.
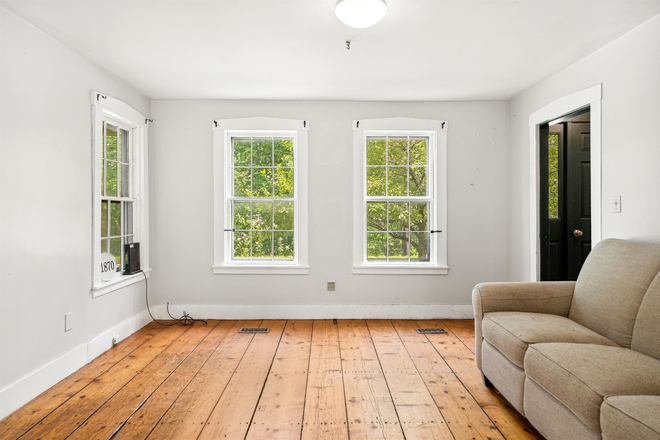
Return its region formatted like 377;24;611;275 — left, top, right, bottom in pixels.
472;281;576;371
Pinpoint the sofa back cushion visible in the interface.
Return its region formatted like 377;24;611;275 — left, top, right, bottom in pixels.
632;271;660;360
568;239;660;347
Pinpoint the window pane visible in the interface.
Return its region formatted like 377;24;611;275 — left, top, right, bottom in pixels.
252;202;273;230
233;231;251;259
233;139;251;166
120;129;129;163
274;168;293;198
410;232;430;262
367;232;387;261
124;202;133;235
233;202;251;230
252;231;272;259
105;123;117;161
387;167;407;196
252;168;273;197
101;201;108;238
548;134;559;219
274;139;293;167
121;164;130;197
252;138;272;166
273;202;293;230
388;234;408;261
367;137;386;165
101;238;109;254
366;167;386;196
410;203;428;232
388;137;408;166
106;161;118;197
274;232;294;259
409;137;427;166
234;168;251;197
409;167;427;196
110;237;122;266
366;202;386;231
388;202;409;232
110;201;121;236
101;160;105;195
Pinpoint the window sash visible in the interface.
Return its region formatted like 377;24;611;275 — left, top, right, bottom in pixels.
226;133;298;264
363;132;436;265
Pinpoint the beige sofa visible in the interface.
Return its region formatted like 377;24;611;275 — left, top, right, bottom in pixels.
473;239;660;440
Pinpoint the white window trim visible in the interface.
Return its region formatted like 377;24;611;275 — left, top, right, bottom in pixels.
91;92;150;296
213;117;309;275
352;117;448;275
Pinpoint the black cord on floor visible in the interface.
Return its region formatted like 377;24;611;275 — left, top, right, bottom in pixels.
140;270;207;326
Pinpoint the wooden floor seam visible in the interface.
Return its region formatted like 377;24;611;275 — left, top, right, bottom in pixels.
0;320;542;440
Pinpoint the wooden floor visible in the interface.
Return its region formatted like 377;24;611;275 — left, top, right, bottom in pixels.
0;320;542;440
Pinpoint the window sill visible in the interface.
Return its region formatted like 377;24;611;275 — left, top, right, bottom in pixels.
353;265;449;275
213;265;309;275
92;268;151;298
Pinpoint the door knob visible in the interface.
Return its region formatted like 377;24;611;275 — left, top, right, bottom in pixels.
573;229;583;237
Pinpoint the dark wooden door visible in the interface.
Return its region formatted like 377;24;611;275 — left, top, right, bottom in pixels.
540;110;591;281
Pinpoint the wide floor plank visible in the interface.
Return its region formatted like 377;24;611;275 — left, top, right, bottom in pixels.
146;320;261;440
247;320;313;439
338;319;404;440
393;320;504;440
197;320;287;440
109;320;235;440
416;320;543;440
19;323;191;440
301;319;349;440
2;320;542;440
367;320;454;440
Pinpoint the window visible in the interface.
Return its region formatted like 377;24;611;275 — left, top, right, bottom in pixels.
213;118;309;274
352;118;447;274
92;92;150;296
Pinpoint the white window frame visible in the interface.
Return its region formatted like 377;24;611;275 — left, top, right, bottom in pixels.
352;117;448;274
213;117;309;274
91;92;150;297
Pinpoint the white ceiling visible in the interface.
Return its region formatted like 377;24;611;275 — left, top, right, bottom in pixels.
3;0;660;101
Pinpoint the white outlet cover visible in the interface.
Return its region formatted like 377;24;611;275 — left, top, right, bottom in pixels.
65;312;73;332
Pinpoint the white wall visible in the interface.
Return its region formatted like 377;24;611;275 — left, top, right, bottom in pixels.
150;100;509;317
0;8;151;416
508;15;660;281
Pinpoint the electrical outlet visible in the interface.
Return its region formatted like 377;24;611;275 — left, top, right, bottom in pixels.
112;335;121;346
327;280;335;291
65;312;73;332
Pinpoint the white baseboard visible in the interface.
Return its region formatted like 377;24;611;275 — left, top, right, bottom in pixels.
152;303;474;320
0;309;152;420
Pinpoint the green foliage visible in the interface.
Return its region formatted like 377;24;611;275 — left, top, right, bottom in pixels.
548;134;559;219
231;137;295;260
365;136;431;262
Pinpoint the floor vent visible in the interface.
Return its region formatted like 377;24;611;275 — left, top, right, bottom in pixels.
239;327;270;333
416;328;447;334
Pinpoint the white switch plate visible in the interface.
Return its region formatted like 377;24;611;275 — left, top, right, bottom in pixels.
613;195;621;213
65;312;73;332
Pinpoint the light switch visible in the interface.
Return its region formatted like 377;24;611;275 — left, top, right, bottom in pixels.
613;195;621;213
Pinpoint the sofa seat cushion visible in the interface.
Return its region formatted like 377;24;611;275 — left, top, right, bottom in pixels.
601;395;660;440
482;311;617;368
525;343;660;432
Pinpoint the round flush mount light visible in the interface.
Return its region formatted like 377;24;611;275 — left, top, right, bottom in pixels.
335;0;387;29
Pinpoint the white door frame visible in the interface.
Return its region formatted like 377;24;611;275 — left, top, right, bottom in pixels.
528;84;602;281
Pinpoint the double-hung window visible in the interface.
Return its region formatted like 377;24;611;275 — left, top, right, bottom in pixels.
353;118;448;274
213;118;309;274
92;92;150;296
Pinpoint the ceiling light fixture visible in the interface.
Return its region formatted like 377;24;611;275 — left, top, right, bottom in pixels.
335;0;387;29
